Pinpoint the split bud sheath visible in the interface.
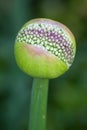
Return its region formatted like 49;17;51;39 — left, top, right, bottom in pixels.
14;18;76;79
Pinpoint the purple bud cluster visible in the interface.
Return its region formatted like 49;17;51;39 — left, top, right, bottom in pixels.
16;20;74;66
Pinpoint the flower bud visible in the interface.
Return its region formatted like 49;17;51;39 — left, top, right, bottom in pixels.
14;18;76;78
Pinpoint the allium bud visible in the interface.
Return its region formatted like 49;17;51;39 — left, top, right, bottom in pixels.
14;18;76;78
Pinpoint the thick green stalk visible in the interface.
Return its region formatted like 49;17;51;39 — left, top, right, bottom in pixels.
29;78;49;130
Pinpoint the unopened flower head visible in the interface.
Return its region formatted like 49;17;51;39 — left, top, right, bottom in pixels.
14;18;76;78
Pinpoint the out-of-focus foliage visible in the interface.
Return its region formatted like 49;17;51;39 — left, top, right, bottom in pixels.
0;0;87;130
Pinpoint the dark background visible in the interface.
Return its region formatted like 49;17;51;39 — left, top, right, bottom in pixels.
0;0;87;130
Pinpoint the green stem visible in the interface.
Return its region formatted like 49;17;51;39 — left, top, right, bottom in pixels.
29;78;49;130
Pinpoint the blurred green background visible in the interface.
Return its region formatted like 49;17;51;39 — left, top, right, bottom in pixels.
0;0;87;130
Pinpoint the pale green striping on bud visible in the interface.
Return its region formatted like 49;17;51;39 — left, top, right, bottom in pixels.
14;18;76;78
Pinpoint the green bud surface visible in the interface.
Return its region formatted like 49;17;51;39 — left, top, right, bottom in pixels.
14;18;76;78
